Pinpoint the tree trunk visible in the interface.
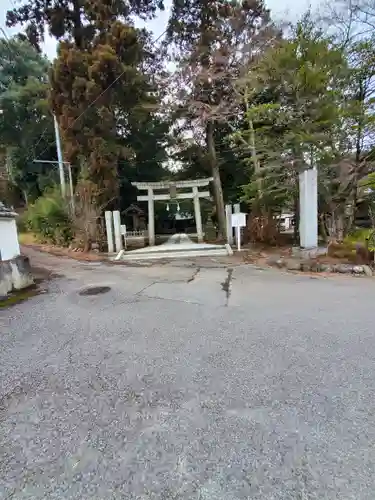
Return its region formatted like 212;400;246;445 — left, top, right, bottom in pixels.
319;215;328;242
347;78;366;234
244;92;262;199
337;213;344;242
369;206;375;228
23;190;29;206
72;0;84;48
207;121;226;240
325;210;345;242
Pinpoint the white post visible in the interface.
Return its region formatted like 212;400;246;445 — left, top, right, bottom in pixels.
225;204;233;245
105;211;114;253
121;225;127;250
234;203;240;248
236;226;241;251
299;168;318;249
113;210;123;252
193;186;203;243
148;187;155;246
53;114;66;198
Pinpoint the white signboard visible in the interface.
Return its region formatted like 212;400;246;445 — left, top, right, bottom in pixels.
231;212;246;228
231;212;246;251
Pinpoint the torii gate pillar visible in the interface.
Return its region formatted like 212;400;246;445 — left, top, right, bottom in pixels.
147;187;155;246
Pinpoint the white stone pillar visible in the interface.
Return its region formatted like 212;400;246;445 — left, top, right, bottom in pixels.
193;186;203;243
233;203;240;245
113;210;123;252
225;204;233;245
148;187;155;246
105;210;114;253
299;168;318;249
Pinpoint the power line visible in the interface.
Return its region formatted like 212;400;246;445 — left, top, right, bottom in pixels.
0;27;21;59
5;0;17;8
116;145;250;167
2;24;246;172
33;27;169;162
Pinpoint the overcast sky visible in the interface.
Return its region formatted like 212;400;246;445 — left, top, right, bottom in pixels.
1;0;317;60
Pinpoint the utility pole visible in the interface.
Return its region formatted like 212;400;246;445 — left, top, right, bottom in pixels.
33;160;75;213
67;163;74;213
53;114;66;198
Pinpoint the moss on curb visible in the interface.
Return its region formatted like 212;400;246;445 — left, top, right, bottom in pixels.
0;286;41;308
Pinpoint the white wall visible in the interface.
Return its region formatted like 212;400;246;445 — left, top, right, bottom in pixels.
0;218;20;260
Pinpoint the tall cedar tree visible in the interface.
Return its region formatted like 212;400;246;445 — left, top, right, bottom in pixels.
167;0;272;238
6;0;164;204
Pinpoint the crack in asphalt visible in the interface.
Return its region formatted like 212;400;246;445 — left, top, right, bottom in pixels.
135;281;158;296
221;268;233;306
187;267;201;283
140;294;203;306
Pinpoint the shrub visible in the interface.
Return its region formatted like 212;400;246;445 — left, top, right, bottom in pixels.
16;212;28;233
344;229;375;264
327;241;356;261
345;229;373;246
25;188;73;246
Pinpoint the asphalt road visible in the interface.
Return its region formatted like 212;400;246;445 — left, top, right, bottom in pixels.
1;249;375;499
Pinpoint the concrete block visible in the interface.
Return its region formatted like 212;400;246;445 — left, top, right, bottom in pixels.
285;259;302;271
362;265;373;277
0;255;34;297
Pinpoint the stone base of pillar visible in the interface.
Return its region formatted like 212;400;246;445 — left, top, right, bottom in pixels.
291;246;328;259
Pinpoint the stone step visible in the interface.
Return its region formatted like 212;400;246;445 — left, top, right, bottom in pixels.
113;233;232;261
118;247;229;261
123;243;228;256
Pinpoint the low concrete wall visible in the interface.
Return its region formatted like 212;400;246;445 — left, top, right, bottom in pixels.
0;217;20;260
0;255;34;298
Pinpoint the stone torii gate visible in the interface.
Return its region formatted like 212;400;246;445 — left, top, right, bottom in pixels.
132;178;213;246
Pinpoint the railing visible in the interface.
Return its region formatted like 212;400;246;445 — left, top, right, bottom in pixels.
126;230;146;238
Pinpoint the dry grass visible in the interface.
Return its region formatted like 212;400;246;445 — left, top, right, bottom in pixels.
18;232;38;245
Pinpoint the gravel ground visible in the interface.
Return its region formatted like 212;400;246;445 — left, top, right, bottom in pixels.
1;248;375;499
